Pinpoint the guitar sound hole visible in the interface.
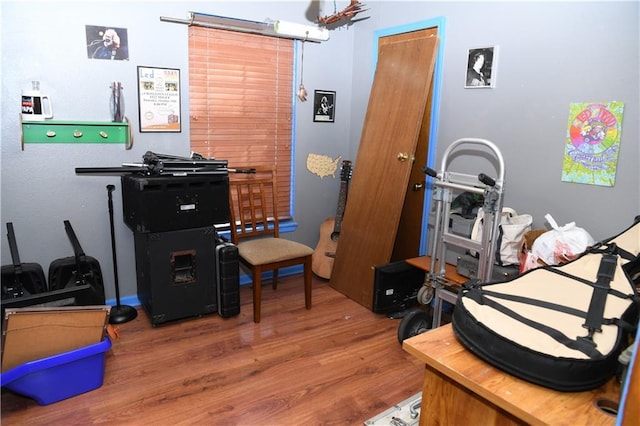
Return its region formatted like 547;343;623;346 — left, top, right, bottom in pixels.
330;232;340;242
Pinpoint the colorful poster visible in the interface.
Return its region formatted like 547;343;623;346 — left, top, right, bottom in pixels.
562;102;624;187
137;66;181;132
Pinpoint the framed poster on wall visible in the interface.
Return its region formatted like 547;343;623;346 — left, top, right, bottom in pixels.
465;46;498;89
313;90;336;122
137;66;181;132
85;25;129;61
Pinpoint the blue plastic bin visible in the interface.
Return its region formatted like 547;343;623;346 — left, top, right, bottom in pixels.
0;337;111;405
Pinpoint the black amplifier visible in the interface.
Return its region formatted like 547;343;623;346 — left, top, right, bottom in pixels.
372;260;425;314
121;174;230;233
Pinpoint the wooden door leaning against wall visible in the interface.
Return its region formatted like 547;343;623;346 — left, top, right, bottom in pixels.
329;35;439;310
389;28;438;262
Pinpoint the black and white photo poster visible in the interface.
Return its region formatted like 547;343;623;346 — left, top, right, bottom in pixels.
465;46;497;88
314;90;336;122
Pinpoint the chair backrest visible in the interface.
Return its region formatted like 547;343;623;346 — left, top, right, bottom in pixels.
228;166;280;244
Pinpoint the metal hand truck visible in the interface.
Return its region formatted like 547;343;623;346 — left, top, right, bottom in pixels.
398;138;506;339
425;138;506;328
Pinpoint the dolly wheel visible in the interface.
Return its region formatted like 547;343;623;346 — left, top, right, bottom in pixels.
417;285;434;305
397;310;433;344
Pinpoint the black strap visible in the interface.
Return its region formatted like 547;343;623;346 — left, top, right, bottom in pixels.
464;288;602;358
591;241;636;263
495;225;504;266
479;289;588;319
63;220;92;285
542;251;632;301
582;251;618;336
478;276;632;321
615;246;636;262
5;223;23;275
3;223;27;298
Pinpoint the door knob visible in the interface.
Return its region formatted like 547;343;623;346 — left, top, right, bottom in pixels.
397;152;409;161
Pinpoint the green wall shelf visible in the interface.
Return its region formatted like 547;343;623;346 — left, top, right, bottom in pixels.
20;116;133;150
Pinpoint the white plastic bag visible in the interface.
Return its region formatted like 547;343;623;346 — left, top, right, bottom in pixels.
531;214;595;265
471;207;533;266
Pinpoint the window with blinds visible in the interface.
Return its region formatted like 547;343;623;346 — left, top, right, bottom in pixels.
189;27;294;220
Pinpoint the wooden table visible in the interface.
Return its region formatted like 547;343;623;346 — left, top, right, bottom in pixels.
405;255;468;284
403;324;620;425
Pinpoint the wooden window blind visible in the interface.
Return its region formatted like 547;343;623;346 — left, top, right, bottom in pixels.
189;27;293;220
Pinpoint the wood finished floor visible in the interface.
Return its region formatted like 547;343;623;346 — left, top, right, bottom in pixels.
1;276;425;425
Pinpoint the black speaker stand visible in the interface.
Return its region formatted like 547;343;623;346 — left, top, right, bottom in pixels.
107;184;137;324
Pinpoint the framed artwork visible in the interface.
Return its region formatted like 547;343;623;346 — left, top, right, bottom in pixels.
137;66;182;132
313;90;336;122
561;101;624;187
465;46;498;89
85;25;129;61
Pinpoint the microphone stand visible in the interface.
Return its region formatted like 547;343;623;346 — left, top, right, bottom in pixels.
107;184;137;324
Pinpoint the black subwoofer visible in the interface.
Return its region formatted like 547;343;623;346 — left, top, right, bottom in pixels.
134;226;217;326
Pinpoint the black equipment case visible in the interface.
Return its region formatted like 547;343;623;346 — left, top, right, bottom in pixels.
215;235;240;318
47;220;106;305
1;222;47;299
121;174;230;233
452;218;640;392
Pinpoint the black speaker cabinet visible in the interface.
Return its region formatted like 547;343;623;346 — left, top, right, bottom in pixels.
122;174;230;233
372;261;425;314
134;227;217;326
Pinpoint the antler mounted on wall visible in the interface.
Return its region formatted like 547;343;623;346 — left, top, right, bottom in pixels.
317;0;369;27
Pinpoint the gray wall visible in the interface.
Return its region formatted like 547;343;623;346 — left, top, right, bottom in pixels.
349;1;639;241
2;1;638;304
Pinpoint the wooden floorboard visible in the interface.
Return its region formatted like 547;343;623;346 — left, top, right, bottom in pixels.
1;276;425;425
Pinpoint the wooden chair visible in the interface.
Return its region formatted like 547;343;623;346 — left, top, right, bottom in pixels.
228;166;313;323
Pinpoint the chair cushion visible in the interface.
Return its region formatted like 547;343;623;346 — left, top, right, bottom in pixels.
237;238;313;266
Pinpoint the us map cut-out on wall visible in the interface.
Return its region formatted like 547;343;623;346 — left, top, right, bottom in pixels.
306;154;342;179
562;101;624;187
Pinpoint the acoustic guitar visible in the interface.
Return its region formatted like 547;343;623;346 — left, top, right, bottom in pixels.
312;160;352;279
